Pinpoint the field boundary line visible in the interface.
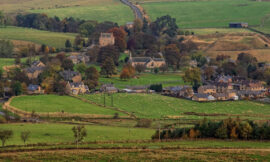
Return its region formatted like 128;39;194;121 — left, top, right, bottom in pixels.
2;96;131;119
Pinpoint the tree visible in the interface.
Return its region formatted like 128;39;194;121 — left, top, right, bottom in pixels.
21;131;30;145
72;125;87;147
240;122;253;140
62;59;74;70
150;15;178;37
74;35;84;50
85;67;99;89
108;27;127;52
100;58;116;78
15;54;21;65
164;44;181;68
11;81;22;96
65;39;72;51
183;68;201;89
215;123;228;139
120;68;131;80
133;18;143;33
98;45;120;65
0;40;13;58
135;64;146;73
204;66;215;80
79;21;96;37
0;130;13;147
76;63;87;74
159;64;168;73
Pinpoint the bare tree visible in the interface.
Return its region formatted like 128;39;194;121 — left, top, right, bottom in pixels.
72;125;87;148
0;130;13;147
21;131;31;145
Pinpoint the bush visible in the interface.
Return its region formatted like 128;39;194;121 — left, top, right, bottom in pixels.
0;116;6;123
149;84;162;92
136;119;152;128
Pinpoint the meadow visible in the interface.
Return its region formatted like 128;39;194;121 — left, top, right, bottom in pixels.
30;0;133;25
0;26;76;48
0;123;155;145
99;73;185;89
10;95;124;116
81;93;270;119
142;0;270;28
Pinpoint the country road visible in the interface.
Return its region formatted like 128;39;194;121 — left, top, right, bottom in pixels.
120;0;143;20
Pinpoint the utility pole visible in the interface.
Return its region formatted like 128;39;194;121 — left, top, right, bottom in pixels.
111;93;113;107
103;92;106;107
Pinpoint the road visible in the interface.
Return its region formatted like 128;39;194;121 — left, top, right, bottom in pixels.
120;0;143;20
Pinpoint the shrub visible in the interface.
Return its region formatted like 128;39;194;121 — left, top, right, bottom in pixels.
136;119;152;128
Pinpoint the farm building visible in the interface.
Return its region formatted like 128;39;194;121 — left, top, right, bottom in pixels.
99;33;115;47
100;84;118;93
129;57;166;69
229;22;248;28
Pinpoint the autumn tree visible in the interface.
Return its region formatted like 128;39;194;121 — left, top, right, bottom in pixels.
85;67;99;89
0;130;13;147
21;131;30;145
133;18;143;33
120;68;130;80
239;122;253;140
164;44;181;68
204;66;215;80
61;59;74;70
100;58;116;78
65;39;72;52
108;27;127;52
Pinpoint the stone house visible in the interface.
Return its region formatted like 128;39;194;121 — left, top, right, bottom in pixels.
162;86;194;98
126;22;134;29
213;93;227;101
215;82;233;93
65;82;89;95
60;70;82;83
216;75;232;83
198;85;216;94
99;33;115;47
192;93;215;102
27;84;44;94
100;84;118;93
25;66;45;79
69;53;90;64
129;57;166;69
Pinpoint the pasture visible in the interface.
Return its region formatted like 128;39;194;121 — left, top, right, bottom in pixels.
100;73;185;88
10;95;124;116
30;0;133;25
0;123;155;145
142;0;270;28
81;93;270;119
0;26;76;48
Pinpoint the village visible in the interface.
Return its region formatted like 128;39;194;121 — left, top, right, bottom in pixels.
3;27;264;103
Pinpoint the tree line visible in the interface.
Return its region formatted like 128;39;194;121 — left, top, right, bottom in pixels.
152;118;270;140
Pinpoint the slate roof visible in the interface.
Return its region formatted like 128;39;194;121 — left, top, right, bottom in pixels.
131;57;152;63
193;93;210;99
60;70;80;81
27;84;39;91
26;66;45;73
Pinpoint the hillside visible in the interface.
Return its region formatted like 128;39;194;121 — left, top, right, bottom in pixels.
0;26;76;48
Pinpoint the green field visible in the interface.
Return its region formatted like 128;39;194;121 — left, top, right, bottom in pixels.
142;0;270;28
100;73;185;89
81;93;270;119
30;1;133;25
185;28;252;35
0;123;154;145
10;95;124;116
0;26;76;48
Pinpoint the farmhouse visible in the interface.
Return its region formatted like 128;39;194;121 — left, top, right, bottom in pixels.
69;53;90;64
60;70;82;83
162;86;194;98
192;93;215;102
65;82;89;95
25;66;45;79
100;84;118;93
229;22;248;28
129;57;166;69
198;85;216;94
99;33;115;47
27;84;44;94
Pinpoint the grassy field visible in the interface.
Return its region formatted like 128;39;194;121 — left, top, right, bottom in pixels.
10;95;125;116
81;93;270;119
100;73;185;89
30;0;133;25
142;0;270;28
185;28;252;35
0;26;76;48
0;123;155;145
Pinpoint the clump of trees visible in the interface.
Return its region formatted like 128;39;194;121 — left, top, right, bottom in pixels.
152;118;270;140
0;40;14;58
